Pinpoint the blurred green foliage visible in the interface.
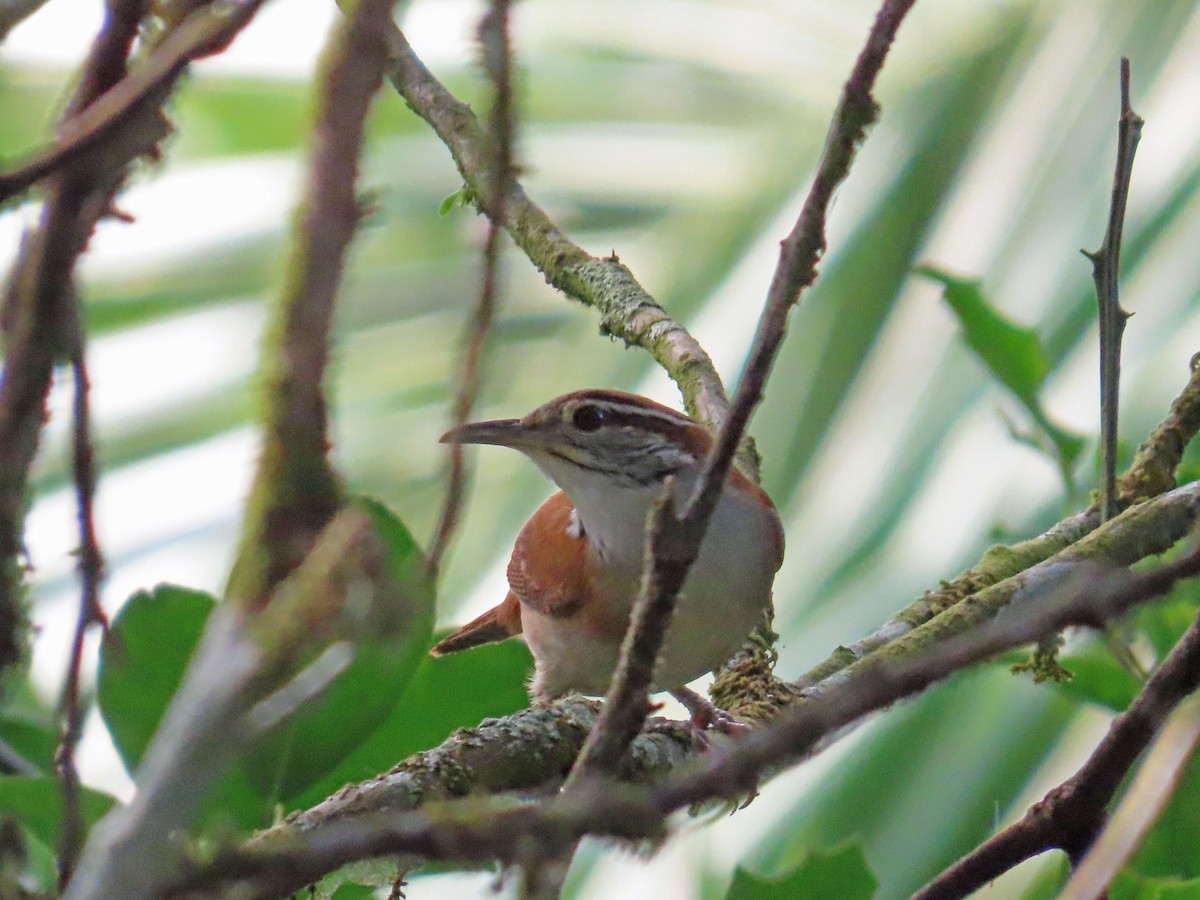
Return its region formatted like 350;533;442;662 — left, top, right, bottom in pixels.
3;0;1200;896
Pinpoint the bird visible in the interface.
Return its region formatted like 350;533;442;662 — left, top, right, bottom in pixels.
430;388;784;729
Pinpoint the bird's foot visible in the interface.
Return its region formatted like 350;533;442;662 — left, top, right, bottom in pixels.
670;687;749;742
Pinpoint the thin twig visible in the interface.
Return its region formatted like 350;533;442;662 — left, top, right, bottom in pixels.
0;0;270;205
427;0;514;575
0;0;270;675
1061;694;1200;900
166;538;1200;898
914;576;1200;900
55;347;108;889
687;0;916;524
0;0;52;43
35;1;147;884
564;0;920;788
798;351;1200;690
1085;58;1143;522
225;0;395;609
564;482;689;784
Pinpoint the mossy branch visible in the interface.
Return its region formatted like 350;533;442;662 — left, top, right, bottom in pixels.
815;480;1200;689
797;354;1200;689
376;20;733;438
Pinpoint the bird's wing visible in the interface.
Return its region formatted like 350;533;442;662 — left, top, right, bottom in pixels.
506;491;592;618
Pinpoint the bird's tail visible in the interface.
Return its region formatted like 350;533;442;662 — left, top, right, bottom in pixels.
430;592;523;655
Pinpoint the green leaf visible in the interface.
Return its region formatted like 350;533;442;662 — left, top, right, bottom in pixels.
0;678;58;775
438;186;474;216
243;496;436;803
916;266;1084;475
0;776;117;852
97;499;436;814
918;267;1048;406
327;884;379;900
726;842;876;900
98;584;216;771
1111;870;1200;900
292;630;532;808
1047;641;1143;712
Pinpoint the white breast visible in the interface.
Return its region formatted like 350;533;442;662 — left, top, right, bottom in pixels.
525;468;780;699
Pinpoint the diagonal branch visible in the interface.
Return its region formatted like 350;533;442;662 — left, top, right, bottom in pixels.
567;0;920;788
1060;694;1200;900
375;19;732;434
915;572;1200;900
167;532;1200;898
0;0;51;43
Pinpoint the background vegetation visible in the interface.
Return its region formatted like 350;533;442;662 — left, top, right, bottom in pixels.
4;0;1200;897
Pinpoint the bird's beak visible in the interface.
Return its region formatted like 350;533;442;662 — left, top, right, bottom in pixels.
440;417;533;449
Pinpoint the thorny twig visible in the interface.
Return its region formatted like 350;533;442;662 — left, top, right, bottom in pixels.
56;348;108;889
0;0;271;205
0;0;148;881
1085;57;1143;522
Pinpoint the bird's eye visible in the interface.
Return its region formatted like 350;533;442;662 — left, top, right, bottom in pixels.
571;404;605;432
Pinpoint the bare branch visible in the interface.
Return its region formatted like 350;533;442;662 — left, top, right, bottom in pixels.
566;0;921;786
688;0;917;525
915;581;1200;900
1085;58;1143;522
427;0;516;574
1061;695;1200;900
226;0;396;608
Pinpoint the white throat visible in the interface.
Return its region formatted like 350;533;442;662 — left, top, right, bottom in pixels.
530;452;697;569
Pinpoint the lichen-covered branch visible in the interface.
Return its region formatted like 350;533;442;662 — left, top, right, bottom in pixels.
808;480;1200;696
797;353;1200;689
375;20;731;433
168;536;1200;898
